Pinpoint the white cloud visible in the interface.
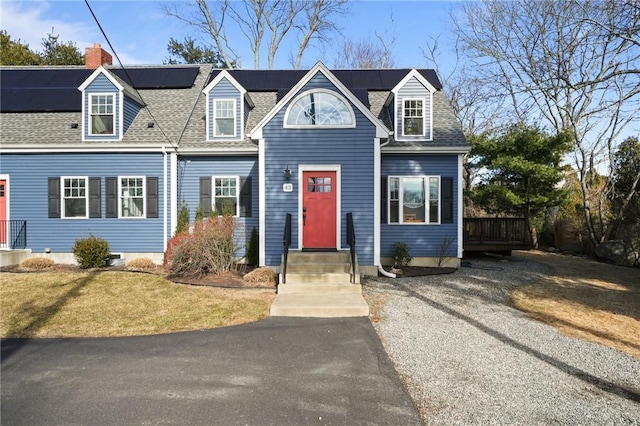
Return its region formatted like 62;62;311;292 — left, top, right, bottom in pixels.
2;1;99;53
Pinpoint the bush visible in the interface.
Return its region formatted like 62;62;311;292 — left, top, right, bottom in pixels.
126;257;157;270
175;203;190;236
243;267;277;286
165;216;239;277
20;257;54;270
73;235;110;269
391;241;412;267
247;227;259;266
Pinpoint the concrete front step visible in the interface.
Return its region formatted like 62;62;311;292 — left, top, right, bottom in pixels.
270;293;369;317
282;272;357;284
277;282;362;295
284;251;351;264
286;263;351;274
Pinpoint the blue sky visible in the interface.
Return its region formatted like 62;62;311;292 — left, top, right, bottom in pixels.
1;0;462;72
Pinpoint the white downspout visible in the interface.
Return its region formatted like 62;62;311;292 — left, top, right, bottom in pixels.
162;146;168;252
376;133;395;277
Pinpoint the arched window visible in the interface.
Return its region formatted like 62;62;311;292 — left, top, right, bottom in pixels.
285;90;355;127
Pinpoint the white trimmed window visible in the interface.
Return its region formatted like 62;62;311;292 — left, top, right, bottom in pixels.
89;94;115;135
388;176;440;224
119;176;145;218
213;176;239;216
285;90;355;127
62;177;88;218
214;99;236;137
402;99;424;136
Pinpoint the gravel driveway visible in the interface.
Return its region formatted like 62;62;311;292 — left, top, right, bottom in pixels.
364;254;640;425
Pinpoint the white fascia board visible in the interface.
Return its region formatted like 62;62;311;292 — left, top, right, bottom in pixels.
391;69;438;96
176;147;258;156
77;65;123;92
381;146;471;154
249;62;390;140
0;145;170;153
203;70;246;96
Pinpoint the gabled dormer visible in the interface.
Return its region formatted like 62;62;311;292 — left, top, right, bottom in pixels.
203;70;254;142
387;69;436;142
77;66;144;142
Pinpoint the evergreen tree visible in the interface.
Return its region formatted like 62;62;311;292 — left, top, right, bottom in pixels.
40;33;84;65
0;30;41;65
470;124;572;222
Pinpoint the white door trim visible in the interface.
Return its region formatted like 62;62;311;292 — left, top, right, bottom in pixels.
297;164;341;250
0;174;10;250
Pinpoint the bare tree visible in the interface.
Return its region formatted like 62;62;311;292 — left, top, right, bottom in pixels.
450;0;640;248
333;24;396;69
291;0;348;69
162;0;347;69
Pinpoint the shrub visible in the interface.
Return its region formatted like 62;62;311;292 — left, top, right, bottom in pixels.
391;241;412;267
247;227;259;266
195;204;205;222
243;267;277;286
175;203;190;236
126;257;157;270
73;235;110;269
20;256;54;270
165;216;239;277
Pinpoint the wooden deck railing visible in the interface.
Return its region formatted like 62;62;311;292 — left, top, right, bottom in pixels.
463;218;532;252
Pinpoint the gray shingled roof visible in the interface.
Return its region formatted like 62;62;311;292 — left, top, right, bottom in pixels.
1;64;467;152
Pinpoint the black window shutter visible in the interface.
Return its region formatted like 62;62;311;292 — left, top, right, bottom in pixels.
239;176;252;217
381;176;387;223
200;177;212;216
441;177;454;224
106;177;118;218
48;177;60;218
89;177;101;218
147;177;159;218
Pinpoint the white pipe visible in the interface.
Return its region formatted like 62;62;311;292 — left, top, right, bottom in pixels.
377;265;396;278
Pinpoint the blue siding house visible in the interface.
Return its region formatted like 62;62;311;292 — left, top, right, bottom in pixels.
0;44;469;273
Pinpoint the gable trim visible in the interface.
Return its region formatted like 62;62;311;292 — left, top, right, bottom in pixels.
248;62;390;140
390;69;438;97
78;66;123;92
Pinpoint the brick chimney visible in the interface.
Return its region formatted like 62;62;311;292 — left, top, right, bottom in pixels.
85;43;113;69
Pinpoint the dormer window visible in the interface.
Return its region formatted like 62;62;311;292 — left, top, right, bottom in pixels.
214;99;236;137
285;90;355;127
403;99;424;136
89;94;115;135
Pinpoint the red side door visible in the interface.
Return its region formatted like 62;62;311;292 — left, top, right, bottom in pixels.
302;171;337;249
0;179;6;245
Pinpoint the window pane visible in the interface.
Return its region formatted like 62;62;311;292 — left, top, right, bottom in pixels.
92;115;114;134
390;178;399;201
215;118;234;136
390;200;399;223
404;117;423;135
429;177;439;223
287;92;353;126
120;177;144;217
215;198;237;216
65;198;86;217
402;177;425;223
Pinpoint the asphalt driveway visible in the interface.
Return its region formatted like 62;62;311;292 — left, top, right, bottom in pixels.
1;317;422;425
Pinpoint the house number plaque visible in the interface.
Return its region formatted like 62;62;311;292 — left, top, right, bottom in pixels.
283;183;293;192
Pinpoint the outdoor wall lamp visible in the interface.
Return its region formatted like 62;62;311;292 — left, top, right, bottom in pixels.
284;165;292;179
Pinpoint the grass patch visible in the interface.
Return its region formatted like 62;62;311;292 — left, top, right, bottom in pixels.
512;251;640;359
0;271;274;338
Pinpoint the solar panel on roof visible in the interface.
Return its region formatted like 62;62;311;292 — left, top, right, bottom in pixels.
111;67;199;89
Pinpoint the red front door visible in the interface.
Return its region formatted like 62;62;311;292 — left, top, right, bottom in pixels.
303;171;337;249
0;179;6;245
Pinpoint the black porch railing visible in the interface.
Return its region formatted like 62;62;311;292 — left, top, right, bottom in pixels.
346;212;356;283
282;213;292;284
0;220;27;249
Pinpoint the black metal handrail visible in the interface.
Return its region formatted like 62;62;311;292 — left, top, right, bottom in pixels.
346;212;356;283
282;213;292;284
0;220;27;249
